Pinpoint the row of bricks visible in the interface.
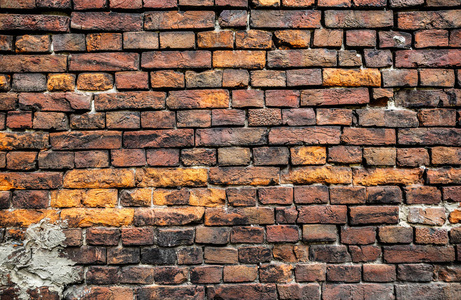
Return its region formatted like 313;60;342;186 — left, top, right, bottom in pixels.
2;29;461;54
2;127;461;151
1;49;460;72
2;106;461;129
11;283;461;300
1;145;461;171
61;242;461;264
25;224;461;246
0;205;457;227
0;10;460;32
6;0;461;10
1;88;461;110
47;242;461;264
2;0;459;10
27;263;461;286
1;184;460;208
1;68;460;93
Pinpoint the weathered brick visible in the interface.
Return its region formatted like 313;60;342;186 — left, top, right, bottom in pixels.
71;12;142;31
379;226;413;244
395;49;461;68
214;50;266;69
69;53;139;71
0;14;69;32
268;49;337;68
301;88;369;106
144;11;215;30
325;10;393;28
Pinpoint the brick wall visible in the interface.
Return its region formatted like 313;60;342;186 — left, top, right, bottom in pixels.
0;0;460;299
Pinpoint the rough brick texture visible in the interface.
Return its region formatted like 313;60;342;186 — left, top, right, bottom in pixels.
0;1;460;299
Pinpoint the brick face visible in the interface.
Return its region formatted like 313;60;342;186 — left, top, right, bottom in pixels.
0;1;459;298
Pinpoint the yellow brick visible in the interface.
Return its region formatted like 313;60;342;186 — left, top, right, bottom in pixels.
0;209;59;227
47;73;75;91
353;168;423;186
290;146;326;165
63;169;135;188
136;168;208;187
323;68;381;87
83;189;118;207
60;208;134;227
284;166;352;184
189;188;226;207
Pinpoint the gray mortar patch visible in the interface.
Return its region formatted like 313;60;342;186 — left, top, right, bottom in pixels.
0;219;82;300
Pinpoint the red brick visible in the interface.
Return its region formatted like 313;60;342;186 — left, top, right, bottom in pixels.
0;55;67;73
415;227;449;245
407;207;446;226
298;205;347;224
227;188;257;207
267;225;299;242
415;30;449;48
150;70;185;88
50;131;121;150
346;30;376;47
395;49;461;68
327;265;361;282
325;10;393;28
196;128;267;147
223;69;249;87
219;10;248;27
317;109;352;125
310;245;351;263
145;11;215;30
349;206;399;225
259;264;293;283
265;90;299;107
111;149;145;167
87;227;120;246
313;29;343;47
251;10;320;28
301;88;369;106
69;52;139;71
196;227;230;245
420;69;455;87
143;0;177;8
363;264;396;282
7;111;32;129
73;0;107;9
207;284;276;299
123;31;158;49
274;30;311;48
115;71;149;90
379;226;413;244
379;31;412;48
268;49;337;68
0;14;69;32
232;90;264;108
398;11;461;30
269;127;341;145
341;227;376;245
420;107;458;126
160;31;195;49
190;266;223;284
214;50;266;69
295;264;326;282
154;267;188;284
405;186;441;205
197;31;234;49
224;265;258;283
110;0;142;9
328;146;362;164
302;224;337;242
383;245;455;263
15;35;51;53
71;12;142;31
231;226;264;243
